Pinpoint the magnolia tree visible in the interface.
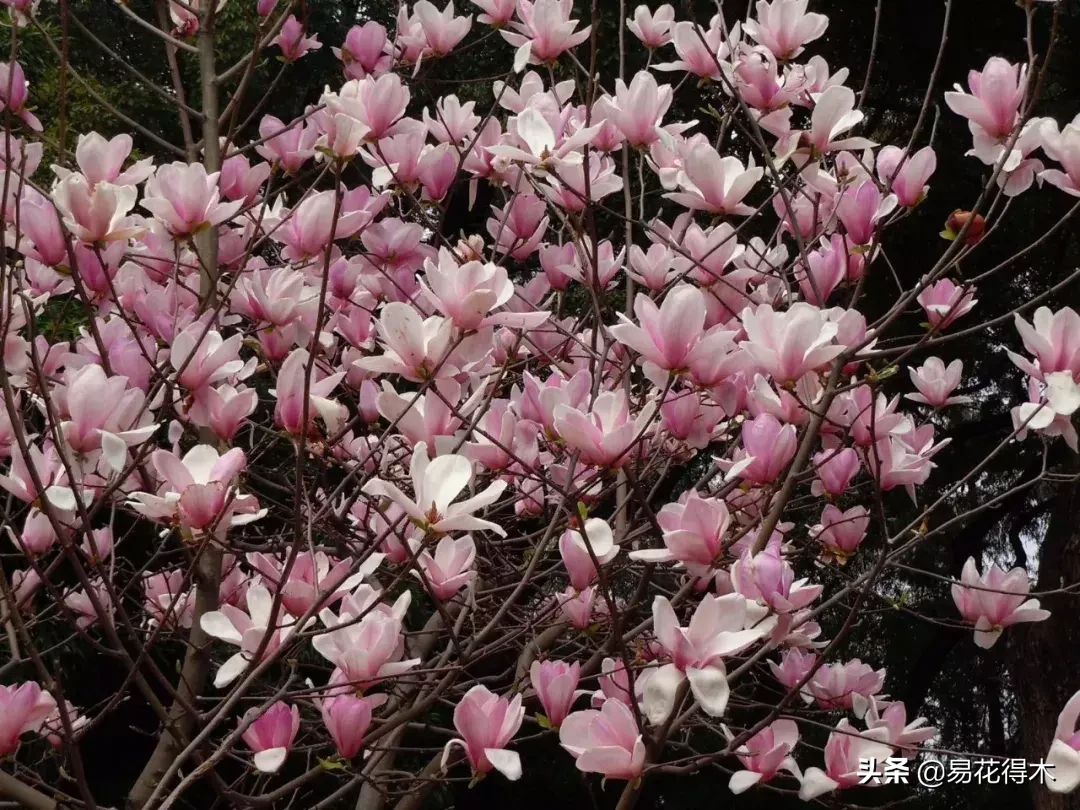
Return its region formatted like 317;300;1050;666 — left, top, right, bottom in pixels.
0;0;1078;808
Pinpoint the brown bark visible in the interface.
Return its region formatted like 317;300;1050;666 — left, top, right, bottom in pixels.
1008;453;1080;810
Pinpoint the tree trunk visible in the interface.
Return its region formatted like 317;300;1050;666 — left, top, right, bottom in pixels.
1008;453;1080;810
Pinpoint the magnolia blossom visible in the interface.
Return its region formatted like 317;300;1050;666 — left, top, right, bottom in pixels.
725;719;800;794
951;557;1050;648
645;594;774;724
0;682;56;755
808;659;885;713
442;685;524;781
813;504;870;563
530;659;581;727
500;0;591;67
906;357;971;407
559;518;619;591
630;492;731;578
560;699;645;781
200;583;301;687
1047;689;1080;794
318;690;386;760
740;303;845;382
241;702;299;774
412;533;477;600
362;442;507;536
744;0;827;60
799;719;894;800
314;589;419;686
128;446;259;532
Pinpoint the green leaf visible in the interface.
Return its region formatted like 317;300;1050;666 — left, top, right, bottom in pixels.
536;713;552;729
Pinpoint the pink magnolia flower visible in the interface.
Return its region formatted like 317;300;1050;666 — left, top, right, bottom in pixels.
267;189;374;261
248;550;377;618
0;61;41;130
813;504;870;563
273;348;347;437
472;0;516;27
51;174;142;244
627;243;676;291
0;682;56;755
626;3;674;48
485;192;549;259
592;657;647;708
241;702;299;774
58;364;158;473
64;579;115;630
876;145;937;207
768;647;817;696
128;445;257;532
442;685;524;781
553;389;656;468
560;697;645;780
424;94;480;144
727;413;797;485
412;533;477;600
318;691;387;760
666;144;762;215
334;22;392;79
646;594;773;723
732;541;822;613
314;589;419;686
7;508;57;557
812;447;860;497
414;1;472;57
906;357;971;407
863;697;937;757
52;131;154;190
19;189;67;268
1047;689;1080;794
421;248;549;330
798;234;852;305
219;153;271;203
653;20;732;80
559;518;619;591
143;570;193;629
798;719;894;800
630;492;730;577
375;378;475;454
944;56;1025;141
501;0;591;67
362;442;508;536
274;15;322;61
610;286;723;372
836;180;897;246
608;72;672;148
744;0;827;60
951;557;1050;649
170;324;248;412
725;719;800;794
739;302;845;382
556;584;608;629
1041;116;1080;197
255;116;317;174
530;659;581;727
515;368;591;435
808;659;885;712
0;442;77;512
917;279;977;329
355;303;488;382
1008;306;1080;381
795;85;873;157
141;162;243;237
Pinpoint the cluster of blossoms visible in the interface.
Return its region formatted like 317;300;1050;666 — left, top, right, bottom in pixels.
0;0;1077;807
